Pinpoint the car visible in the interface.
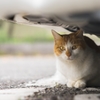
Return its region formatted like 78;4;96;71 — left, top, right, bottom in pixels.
0;0;100;35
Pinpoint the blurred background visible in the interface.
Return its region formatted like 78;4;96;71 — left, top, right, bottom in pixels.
0;20;57;87
0;0;100;88
0;20;54;55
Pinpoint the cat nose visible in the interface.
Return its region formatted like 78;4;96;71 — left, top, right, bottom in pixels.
66;51;71;57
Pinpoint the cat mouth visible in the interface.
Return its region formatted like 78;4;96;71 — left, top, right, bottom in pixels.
67;57;73;60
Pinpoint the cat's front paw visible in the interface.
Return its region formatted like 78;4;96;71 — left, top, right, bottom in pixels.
74;80;86;88
67;80;75;88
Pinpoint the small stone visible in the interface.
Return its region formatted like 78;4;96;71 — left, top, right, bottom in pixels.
34;92;39;95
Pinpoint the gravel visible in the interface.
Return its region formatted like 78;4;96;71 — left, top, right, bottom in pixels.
25;85;100;100
0;80;100;100
0;80;29;89
0;56;100;100
0;79;100;100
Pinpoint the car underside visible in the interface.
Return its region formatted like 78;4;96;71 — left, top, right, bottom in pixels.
0;0;100;36
4;11;100;36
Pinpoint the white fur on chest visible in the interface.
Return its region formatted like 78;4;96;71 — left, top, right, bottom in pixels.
56;53;95;82
26;46;100;87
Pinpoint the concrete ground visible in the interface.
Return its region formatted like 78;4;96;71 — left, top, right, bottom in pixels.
0;55;56;83
0;36;100;100
0;55;56;100
0;55;100;100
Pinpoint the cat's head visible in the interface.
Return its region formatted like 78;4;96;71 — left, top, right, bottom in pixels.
52;29;86;61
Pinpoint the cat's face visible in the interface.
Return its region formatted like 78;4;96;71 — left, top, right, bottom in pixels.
52;30;86;61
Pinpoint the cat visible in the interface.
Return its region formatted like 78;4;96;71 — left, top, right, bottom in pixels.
30;29;100;88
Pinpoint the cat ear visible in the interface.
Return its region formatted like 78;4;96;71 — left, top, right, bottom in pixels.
75;29;83;38
51;30;62;40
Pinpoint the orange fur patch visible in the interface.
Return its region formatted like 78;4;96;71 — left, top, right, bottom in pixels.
66;50;71;57
54;38;66;56
53;30;100;56
54;33;86;56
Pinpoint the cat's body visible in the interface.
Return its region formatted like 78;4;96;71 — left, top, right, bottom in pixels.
32;30;100;88
55;43;100;88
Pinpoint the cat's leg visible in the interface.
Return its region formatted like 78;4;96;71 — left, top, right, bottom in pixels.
34;71;67;86
74;80;86;88
67;80;76;88
26;70;67;87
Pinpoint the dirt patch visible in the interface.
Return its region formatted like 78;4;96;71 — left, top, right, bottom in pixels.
25;85;100;100
0;80;29;89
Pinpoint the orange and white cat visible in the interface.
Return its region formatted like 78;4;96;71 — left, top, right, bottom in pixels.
31;29;100;88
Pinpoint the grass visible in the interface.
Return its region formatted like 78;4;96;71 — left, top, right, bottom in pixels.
0;20;54;43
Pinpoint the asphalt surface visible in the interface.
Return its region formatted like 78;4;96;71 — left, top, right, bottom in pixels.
0;51;100;100
0;55;56;89
25;85;100;100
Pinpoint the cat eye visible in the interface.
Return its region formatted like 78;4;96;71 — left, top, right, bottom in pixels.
72;45;77;50
58;46;65;51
